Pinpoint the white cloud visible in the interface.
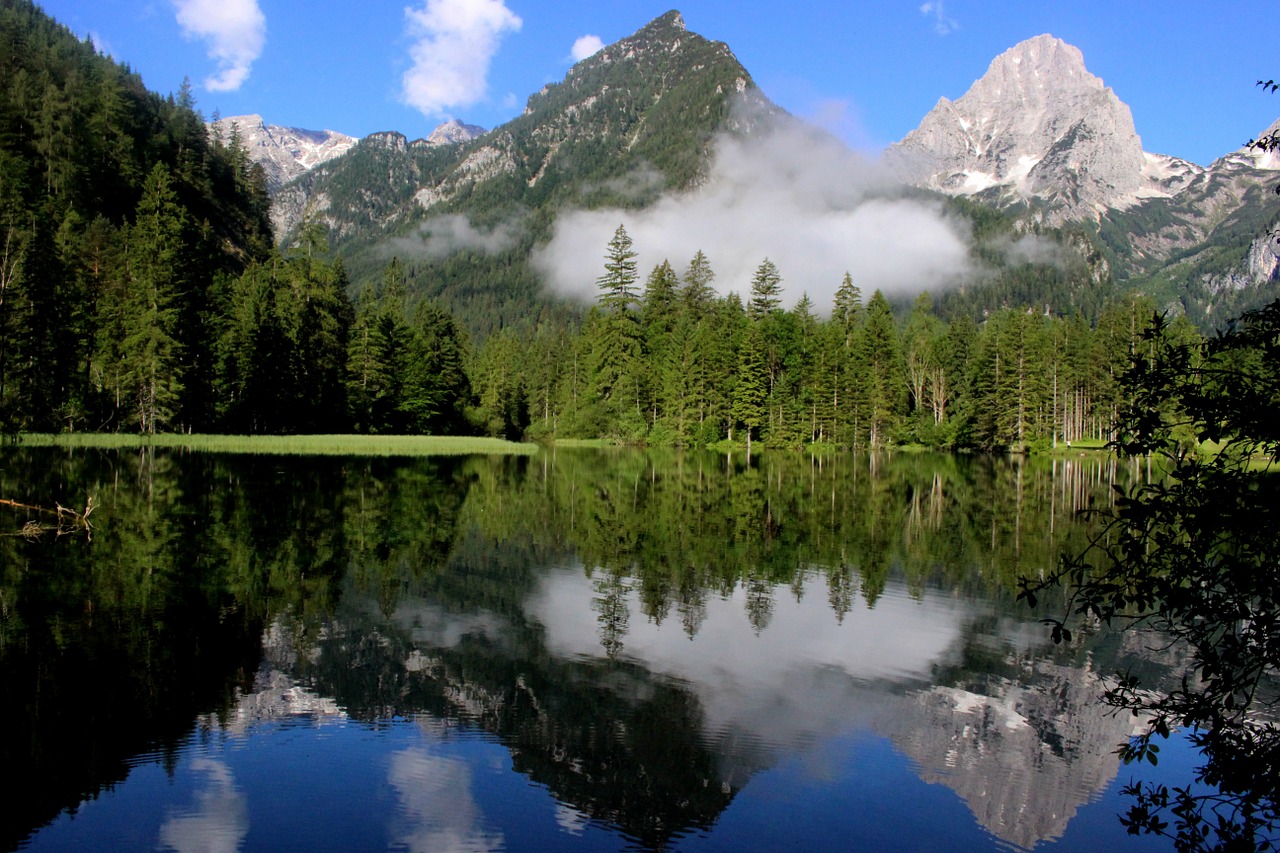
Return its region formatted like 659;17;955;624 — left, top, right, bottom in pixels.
919;1;958;36
388;747;504;852
524;565;972;751
569;34;604;62
385;213;522;260
171;0;266;92
532;102;973;312
401;0;523;118
158;758;248;853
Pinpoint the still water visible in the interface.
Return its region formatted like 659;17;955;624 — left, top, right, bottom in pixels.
1;447;1183;852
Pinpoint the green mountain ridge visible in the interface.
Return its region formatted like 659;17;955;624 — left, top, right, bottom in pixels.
270;10;772;333
1099;153;1280;325
264;11;1278;335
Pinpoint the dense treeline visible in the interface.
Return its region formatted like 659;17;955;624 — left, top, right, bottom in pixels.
0;1;1205;446
0;0;275;432
0;0;475;435
465;225;1201;451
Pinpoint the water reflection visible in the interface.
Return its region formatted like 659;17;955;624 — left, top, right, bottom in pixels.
388;746;503;853
158;758;248;853
0;447;1164;852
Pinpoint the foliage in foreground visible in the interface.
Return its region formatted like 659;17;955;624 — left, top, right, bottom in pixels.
1021;300;1280;852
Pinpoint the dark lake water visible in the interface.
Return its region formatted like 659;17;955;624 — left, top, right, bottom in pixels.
1;447;1186;852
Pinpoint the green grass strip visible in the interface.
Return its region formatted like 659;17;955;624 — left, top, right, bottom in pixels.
11;433;538;457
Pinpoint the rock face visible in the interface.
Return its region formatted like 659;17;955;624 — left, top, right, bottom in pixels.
423;118;487;147
207;115;358;193
887;35;1198;221
207;116;486;197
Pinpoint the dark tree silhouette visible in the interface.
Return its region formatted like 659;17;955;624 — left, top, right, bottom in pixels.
1021;300;1280;853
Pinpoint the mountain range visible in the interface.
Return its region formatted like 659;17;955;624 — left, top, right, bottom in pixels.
232;12;1280;331
883;32;1280;325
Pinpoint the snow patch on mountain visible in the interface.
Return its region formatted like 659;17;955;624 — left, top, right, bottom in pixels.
208;115;357;193
885;35;1194;221
209;115;487;196
1221;117;1280;171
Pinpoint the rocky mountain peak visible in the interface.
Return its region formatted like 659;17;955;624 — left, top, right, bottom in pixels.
423;118;487;146
886;34;1169;221
207;114;357;193
1225;116;1280;171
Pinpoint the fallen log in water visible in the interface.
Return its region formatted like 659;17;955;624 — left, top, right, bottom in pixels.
0;497;96;539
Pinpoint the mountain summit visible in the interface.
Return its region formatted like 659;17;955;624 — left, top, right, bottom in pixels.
269;9;767;330
887;34;1197;220
207;115;358;192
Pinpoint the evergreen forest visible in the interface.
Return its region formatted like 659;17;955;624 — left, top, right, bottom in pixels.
0;0;1222;450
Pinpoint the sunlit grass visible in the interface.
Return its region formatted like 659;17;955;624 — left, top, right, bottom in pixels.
1050;437;1110;453
12;433;537;457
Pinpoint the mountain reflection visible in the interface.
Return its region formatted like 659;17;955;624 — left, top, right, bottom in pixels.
0;447;1154;851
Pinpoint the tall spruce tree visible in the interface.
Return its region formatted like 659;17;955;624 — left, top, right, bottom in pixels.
863;290;905;447
597;224;640;312
682;249;716;314
120;163;186;433
587;226;644;434
747;257;782;318
733;322;768;457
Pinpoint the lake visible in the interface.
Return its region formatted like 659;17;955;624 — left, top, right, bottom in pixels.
1;446;1186;852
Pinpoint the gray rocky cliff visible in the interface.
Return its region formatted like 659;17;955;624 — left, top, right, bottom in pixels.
207;114;358;193
886;658;1145;849
887;35;1194;222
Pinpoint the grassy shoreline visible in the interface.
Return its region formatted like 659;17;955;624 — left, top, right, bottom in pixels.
8;433;538;457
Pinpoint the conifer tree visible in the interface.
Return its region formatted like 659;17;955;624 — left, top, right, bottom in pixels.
681;249;716;314
121;163;186;433
863;290;905;447
833;272;863;345
747;257;782;318
733;322;768;457
642;260;680;428
597;224;640;312
588;227;645;433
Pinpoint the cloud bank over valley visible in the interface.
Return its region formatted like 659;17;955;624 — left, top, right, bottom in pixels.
532;110;974;312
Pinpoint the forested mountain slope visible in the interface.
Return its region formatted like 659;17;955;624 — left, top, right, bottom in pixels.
271;10;775;334
0;0;279;433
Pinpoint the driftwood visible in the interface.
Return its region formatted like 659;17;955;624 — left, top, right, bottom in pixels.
0;497;96;539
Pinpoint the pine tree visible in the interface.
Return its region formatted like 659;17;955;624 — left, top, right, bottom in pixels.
681;249;716;314
863;290;905;447
747;257;782;318
642;260;680;429
733;322;768;456
597;224;640;312
120;164;186;433
588;227;645;434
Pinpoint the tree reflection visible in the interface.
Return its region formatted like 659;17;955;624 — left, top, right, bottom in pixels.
1;445;1143;850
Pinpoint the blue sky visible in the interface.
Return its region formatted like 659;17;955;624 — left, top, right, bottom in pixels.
38;0;1279;167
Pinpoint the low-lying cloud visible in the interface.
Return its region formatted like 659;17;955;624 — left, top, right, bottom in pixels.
998;233;1072;268
401;0;522;118
532;107;973;313
385;213;522;260
171;0;266;92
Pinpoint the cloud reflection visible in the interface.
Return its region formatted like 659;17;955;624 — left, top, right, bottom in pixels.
525;566;972;761
157;758;248;853
388;746;503;853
